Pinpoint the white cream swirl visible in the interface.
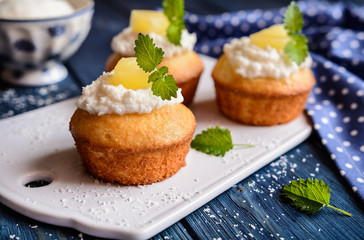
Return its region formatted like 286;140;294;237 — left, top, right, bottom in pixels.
111;27;196;58
77;72;183;115
224;37;312;79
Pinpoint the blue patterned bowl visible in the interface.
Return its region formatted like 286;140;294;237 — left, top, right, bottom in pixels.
0;0;94;86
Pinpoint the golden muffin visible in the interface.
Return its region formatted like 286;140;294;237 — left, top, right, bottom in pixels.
106;51;203;106
212;54;315;126
69;104;196;185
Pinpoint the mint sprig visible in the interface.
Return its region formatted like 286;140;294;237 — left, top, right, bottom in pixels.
163;0;185;46
284;1;308;65
134;33;178;100
191;126;254;157
281;178;352;216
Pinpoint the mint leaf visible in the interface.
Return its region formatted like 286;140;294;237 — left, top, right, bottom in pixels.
151;74;178;100
283;1;309;65
163;0;185;46
191;126;254;157
166;19;185;46
134;33;163;72
134;33;178;100
163;0;184;20
284;1;304;34
281;178;352;216
285;34;308;65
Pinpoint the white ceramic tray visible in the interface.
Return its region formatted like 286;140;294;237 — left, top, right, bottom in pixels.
0;55;311;240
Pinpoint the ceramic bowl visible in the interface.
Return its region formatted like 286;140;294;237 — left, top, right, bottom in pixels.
0;0;94;86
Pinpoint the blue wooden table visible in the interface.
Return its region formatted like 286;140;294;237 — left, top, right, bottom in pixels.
1;1;363;239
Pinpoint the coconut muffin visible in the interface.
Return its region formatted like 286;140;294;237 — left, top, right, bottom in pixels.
105;10;203;106
212;24;315;126
69;68;196;185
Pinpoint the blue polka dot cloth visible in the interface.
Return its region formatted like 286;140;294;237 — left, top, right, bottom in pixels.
185;1;364;200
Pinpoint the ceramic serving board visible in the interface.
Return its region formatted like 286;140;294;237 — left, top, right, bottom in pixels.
0;55;312;240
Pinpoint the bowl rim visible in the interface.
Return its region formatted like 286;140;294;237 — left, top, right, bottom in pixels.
0;0;95;23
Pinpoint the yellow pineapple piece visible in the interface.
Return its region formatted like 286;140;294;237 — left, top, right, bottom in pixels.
250;24;290;50
109;57;152;90
130;10;169;35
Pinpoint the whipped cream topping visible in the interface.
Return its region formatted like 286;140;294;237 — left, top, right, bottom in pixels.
77;72;183;115
0;0;74;20
224;37;312;79
111;27;196;58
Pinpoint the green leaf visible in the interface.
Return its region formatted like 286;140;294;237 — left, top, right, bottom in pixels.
148;66;168;83
151;74;178;100
281;178;352;216
166;20;185;46
134;33;164;72
191;126;234;157
284;1;304;34
163;0;184;20
163;0;185;46
285;34;308;65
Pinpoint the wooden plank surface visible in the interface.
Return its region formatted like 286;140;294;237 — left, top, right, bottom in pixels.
1;0;363;239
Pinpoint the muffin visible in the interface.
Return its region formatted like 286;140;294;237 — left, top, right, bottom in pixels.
105;10;203;106
212;24;315;126
69;61;196;185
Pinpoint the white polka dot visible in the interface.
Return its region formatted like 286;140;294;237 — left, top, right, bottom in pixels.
331;41;340;48
341;88;349;95
322;100;330;105
360;145;364;152
338;34;347;42
343;116;351;123
340;170;345;176
230;17;240;26
273;16;282;24
352;186;357;192
257;19;267;29
332;74;340;81
350;40;360;49
237;10;246;18
221;12;231;21
320;76;327;82
343;141;351;147
335;126;343;133
263;11;273;20
314;87;322;94
213;46;221;54
338;66;346;73
307;110;314;116
357;178;364;183
358;116;364;123
332;9;342;19
205;15;214;23
350;130;358;136
329;111;337;118
347;77;355;84
324;61;332;69
342;49;352;58
337;147;343;152
307;7;317;17
357;90;364;97
224;26;233;35
240;23;250;32
357;32;364;40
328;133;334;139
321;139;327;145
351;103;358;110
345;163;353;168
200;45;210;54
320;41;328;48
321;117;329;124
247;14;257;23
326;32;335;40
314;124;321;130
353;156;360;161
328;89;335;96
351;59;360;66
214;20;224;29
336;103;344;110
188;14;198;23
315;104;322;110
331;154;336;160
198;23;207;31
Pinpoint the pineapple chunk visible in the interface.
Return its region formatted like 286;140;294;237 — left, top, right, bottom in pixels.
250;24;290;50
109;57;152;90
130;10;169;35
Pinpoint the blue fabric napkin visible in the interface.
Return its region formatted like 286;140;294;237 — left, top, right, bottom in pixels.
185;1;364;201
